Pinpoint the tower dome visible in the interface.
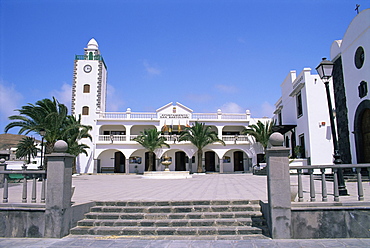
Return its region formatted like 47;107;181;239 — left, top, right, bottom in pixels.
87;38;98;49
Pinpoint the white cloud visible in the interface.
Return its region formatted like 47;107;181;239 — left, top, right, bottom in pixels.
215;84;238;93
50;83;72;111
185;93;212;103
260;101;275;118
106;84;125;112
220;102;244;113
143;60;161;76
0;81;24;120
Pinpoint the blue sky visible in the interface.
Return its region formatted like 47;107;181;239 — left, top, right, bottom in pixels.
0;0;368;135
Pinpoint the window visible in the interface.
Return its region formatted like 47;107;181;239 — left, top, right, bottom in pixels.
278;112;282;125
359;81;368;98
354;46;365;69
103;131;125;135
285;136;290;148
296;91;303;118
82;106;89;115
299;134;306;158
83;84;90;93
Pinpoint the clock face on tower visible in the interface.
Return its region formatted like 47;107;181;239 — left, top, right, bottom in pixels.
83;64;92;73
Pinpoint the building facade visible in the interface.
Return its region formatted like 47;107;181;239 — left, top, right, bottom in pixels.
72;39;269;174
330;8;370;164
273;68;334;166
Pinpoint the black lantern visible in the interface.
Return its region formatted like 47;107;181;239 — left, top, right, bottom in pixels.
39;129;46;170
315;58;334;80
315;58;348;196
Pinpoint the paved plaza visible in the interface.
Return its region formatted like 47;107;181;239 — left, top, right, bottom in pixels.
1;173;370;247
1;236;370;247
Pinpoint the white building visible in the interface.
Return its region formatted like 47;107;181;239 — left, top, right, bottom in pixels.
72;39;269;174
273;68;334;166
330;8;370;164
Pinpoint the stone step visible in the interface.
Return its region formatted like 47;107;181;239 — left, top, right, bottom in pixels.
89;204;261;213
84;211;263;220
94;200;260;207
70;225;264;236
71;200;269;238
77;217;266;228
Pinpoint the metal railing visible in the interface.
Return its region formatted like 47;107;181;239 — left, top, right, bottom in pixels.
98;135;126;142
75;54;107;68
290;164;370;202
1;167;46;204
222;135;249;142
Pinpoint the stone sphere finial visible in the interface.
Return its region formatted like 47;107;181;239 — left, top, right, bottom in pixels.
269;132;284;147
53;140;68;153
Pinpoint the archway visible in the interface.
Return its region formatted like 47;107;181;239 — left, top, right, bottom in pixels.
114;151;125;173
234;151;244;171
354;101;370;163
205;151;216;172
145;152;157;171
175;151;186;171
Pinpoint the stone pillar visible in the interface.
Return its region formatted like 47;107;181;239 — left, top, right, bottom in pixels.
219;159;224;173
188;156;192;173
44;140;74;238
125;158;130;174
125;125;132;141
266;132;292;239
0;158;6;188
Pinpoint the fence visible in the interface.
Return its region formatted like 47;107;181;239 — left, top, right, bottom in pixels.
265;132;370;239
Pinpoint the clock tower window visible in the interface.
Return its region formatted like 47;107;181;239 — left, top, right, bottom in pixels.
83;84;90;93
82;106;89;115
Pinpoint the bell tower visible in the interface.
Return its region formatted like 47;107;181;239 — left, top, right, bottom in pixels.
71;38;107;173
72;38;107;122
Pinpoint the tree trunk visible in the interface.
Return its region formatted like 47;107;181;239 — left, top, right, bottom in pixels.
148;151;154;172
197;149;203;173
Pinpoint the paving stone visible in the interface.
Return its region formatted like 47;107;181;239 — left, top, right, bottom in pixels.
176;228;198;235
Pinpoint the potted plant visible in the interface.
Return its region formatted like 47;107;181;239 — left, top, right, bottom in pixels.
294;145;303;158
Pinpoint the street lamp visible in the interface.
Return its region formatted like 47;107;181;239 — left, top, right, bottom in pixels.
316;58;348;195
39;129;46;170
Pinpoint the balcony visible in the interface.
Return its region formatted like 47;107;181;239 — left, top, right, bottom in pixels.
75;54;107;69
96;135;250;145
97;112;249;121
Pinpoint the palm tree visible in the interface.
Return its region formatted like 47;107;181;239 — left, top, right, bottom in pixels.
242;120;275;162
179;122;225;173
4;97;92;168
4;97;68;153
15;137;39;164
61;115;92;173
133;128;170;171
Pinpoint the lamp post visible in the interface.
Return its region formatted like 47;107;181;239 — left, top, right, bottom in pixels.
39;129;46;170
316;58;348;195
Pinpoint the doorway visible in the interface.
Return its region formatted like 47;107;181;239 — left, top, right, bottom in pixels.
234;151;244;171
114;152;125;173
175;151;186;171
205;151;216;172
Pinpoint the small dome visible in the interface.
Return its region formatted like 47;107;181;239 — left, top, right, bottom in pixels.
54;140;68;153
87;38;98;49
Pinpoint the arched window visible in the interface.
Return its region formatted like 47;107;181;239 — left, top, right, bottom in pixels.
83;84;90;93
88;52;93;60
82;106;89;115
